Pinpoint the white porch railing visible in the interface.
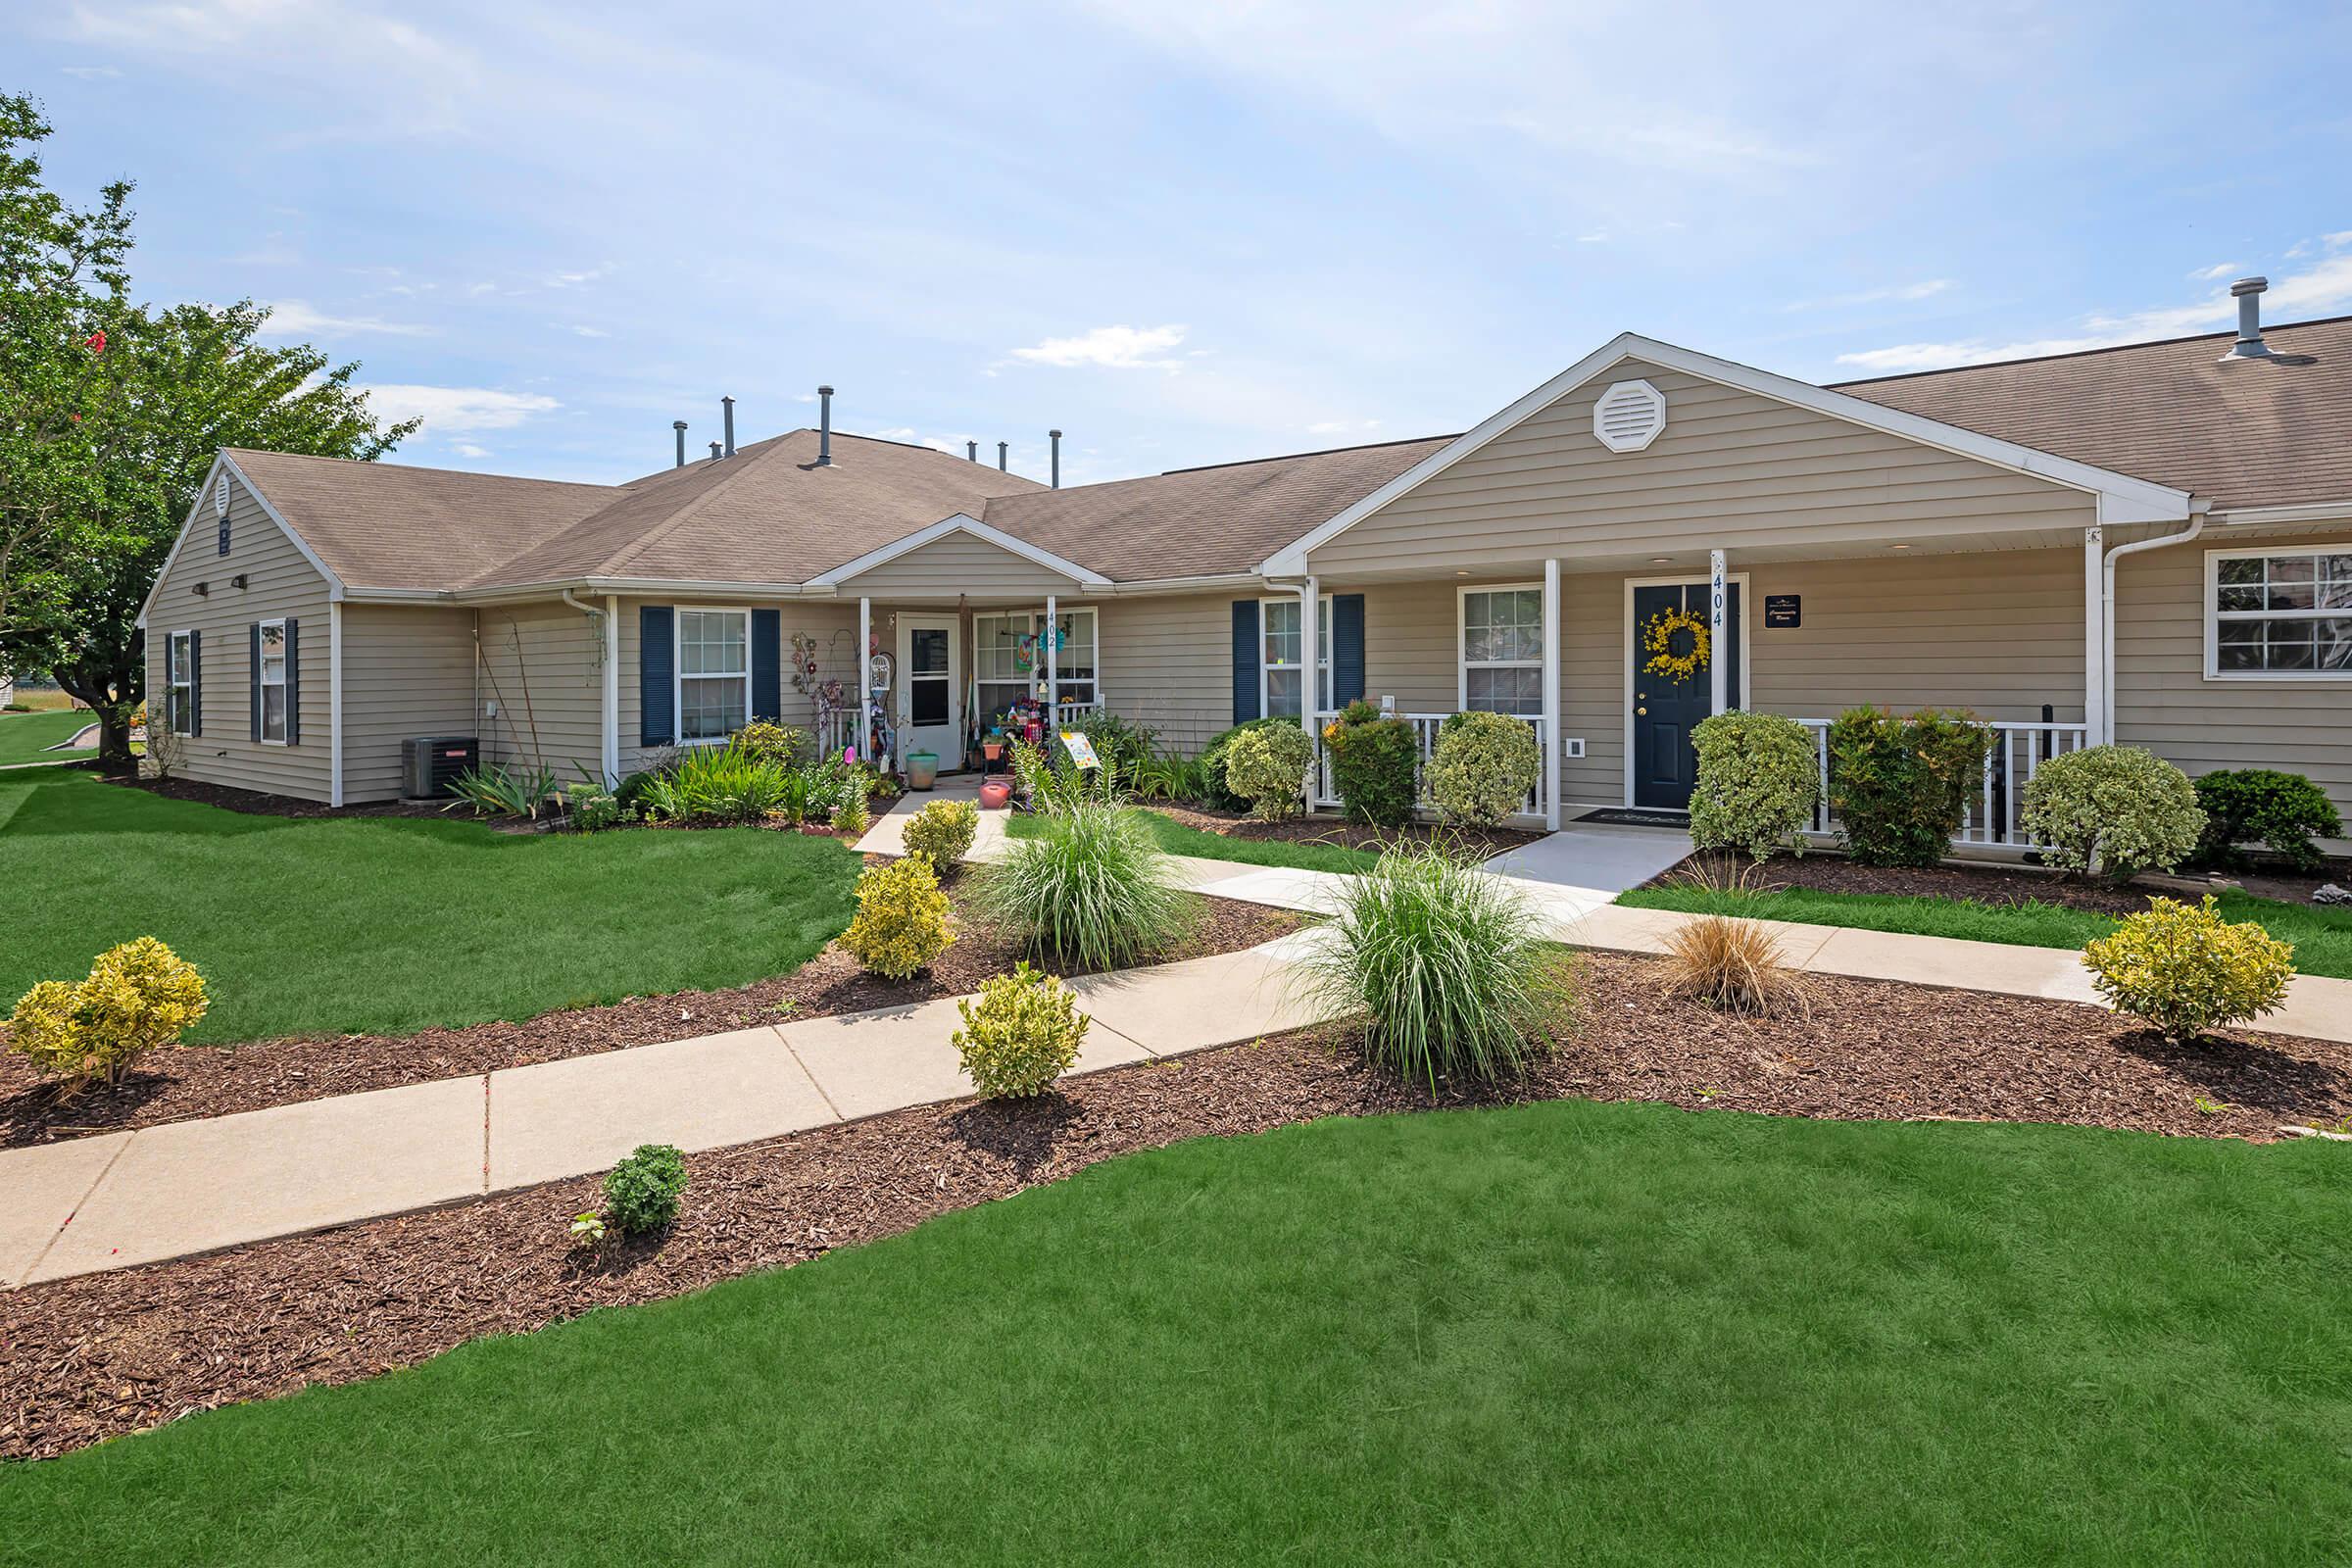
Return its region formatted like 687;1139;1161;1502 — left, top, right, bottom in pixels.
1795;718;2088;849
1311;710;1549;821
815;709;855;760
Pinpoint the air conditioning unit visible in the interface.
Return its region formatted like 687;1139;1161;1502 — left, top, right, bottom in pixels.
402;735;479;799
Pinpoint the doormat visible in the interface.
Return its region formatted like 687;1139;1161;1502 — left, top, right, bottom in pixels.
1574;808;1691;828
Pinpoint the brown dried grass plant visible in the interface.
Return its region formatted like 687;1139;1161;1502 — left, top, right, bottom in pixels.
1659;855;1813;1017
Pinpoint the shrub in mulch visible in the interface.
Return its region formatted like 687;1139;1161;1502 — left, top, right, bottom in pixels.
5;954;2346;1462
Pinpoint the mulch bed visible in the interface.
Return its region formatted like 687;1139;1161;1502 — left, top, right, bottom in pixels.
0;890;1298;1150
6;952;2345;1462
1152;802;1544;858
111;773;895;836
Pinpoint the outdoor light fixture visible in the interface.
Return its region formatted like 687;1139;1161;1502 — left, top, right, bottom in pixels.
230;573;248;588
192;581;209;596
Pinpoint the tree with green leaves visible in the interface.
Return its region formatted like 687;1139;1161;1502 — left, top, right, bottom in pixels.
0;93;418;766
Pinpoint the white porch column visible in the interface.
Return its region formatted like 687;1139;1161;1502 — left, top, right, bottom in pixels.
602;595;620;786
857;596;872;763
1298;575;1319;810
1708;548;1730;719
1045;593;1058;721
2082;525;2107;746
1542;558;1560;831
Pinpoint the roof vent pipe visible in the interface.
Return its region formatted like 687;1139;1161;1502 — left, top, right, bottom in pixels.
2223;276;2277;360
721;395;736;457
709;440;722;462
997;440;1008;472
816;385;834;466
966;440;978;463
1050;429;1062;489
673;419;688;468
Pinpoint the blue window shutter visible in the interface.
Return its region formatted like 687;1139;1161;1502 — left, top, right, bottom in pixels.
752;608;782;722
1332;594;1365;707
189;629;203;737
249;622;262;742
283;618;301;744
640;605;675;746
1231;600;1260;723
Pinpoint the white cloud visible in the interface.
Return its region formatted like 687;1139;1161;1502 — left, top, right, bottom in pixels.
1575;231;1610;244
567;324;609;337
1009;323;1189;371
2189;262;2241;281
1835;251;2352;374
265;300;437;338
1784;278;1954;313
546;268;608;289
360;385;560;433
453;442;491;458
61;64;122;78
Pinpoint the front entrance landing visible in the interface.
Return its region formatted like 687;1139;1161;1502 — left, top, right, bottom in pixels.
1480;819;1692;915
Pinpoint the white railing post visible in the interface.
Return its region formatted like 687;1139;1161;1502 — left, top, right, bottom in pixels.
1542;557;1561;830
857;596;872;765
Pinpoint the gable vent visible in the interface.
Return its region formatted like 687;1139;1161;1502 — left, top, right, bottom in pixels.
1592;378;1667;453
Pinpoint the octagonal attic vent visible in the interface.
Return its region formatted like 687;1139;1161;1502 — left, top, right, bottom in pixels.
1592;378;1666;453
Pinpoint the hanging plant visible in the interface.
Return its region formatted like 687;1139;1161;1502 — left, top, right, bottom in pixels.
1641;607;1710;682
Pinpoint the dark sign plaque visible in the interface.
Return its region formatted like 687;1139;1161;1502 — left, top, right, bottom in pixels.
1764;594;1801;629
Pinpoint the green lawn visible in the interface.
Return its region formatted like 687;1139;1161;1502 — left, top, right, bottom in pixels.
1009;804;1386;874
0;710;95;766
1620;878;2352;980
0;769;860;1043
4;1100;2345;1563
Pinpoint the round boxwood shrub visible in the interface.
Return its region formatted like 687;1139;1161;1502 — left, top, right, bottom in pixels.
603;1143;689;1235
1825;707;1993;867
952;961;1091;1099
1200;717;1298;811
2019;745;2204;882
1427;710;1542;827
1324;700;1419;829
2192;768;2343;873
8;936;210;1089
2082;895;2293;1044
1223;721;1314;821
1688;710;1818;861
842;853;953;978
901;798;978;869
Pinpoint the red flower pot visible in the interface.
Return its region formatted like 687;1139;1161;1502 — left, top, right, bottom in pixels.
979;779;1013;810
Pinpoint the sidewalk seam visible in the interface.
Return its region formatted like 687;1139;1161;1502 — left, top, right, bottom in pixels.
17;1130;139;1287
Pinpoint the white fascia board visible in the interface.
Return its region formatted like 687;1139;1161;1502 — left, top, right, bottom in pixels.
1257;332;2196;574
139;452;353;623
2209;501;2352;528
806;513;1110;589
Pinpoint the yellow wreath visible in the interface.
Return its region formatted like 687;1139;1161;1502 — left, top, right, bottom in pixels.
1641;607;1711;682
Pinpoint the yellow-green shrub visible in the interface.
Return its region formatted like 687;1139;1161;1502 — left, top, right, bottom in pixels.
952;961;1090;1099
1222;722;1313;820
1428;710;1542;827
2082;895;2293;1043
902;798;978;868
841;854;953;978
8;937;210;1087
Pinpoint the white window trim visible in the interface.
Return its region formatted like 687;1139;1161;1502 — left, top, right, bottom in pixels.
1456;582;1546;713
673;606;754;747
167;630;194;736
257;616;289;746
2202;544;2352;683
1260;594;1332;718
973;607;1101;707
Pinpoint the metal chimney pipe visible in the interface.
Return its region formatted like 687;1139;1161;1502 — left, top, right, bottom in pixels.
997;440;1008;472
965;440;978;463
721;396;736;457
709;440;722;462
673;420;688;468
816;385;834;466
2224;277;2276;360
1050;429;1062;489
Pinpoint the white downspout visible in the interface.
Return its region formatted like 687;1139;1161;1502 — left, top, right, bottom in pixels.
2082;527;2106;749
2099;512;2207;747
561;588;617;786
328;601;345;807
1298;575;1319;812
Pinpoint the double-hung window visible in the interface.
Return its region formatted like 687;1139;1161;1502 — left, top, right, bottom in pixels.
1460;587;1544;714
676;609;751;742
2211;550;2352;677
167;631;194;735
1261;596;1331;718
257;618;289;742
973;608;1099;723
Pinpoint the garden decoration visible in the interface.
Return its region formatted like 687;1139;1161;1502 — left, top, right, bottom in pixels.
1641;606;1710;683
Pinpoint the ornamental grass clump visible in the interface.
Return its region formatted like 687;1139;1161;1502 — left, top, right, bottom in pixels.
952;961;1091;1099
1658;858;1811;1016
2082;895;2294;1044
2019;745;2205;882
8;937;210;1089
1222;722;1314;821
901;798;978;870
1688;710;1818;861
1293;842;1570;1093
970;800;1198;970
841;853;954;978
1428;710;1542;827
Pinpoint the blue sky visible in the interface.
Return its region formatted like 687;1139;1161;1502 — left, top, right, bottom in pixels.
11;1;2352;487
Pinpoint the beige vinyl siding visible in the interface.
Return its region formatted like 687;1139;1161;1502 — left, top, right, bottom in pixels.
616;598;861;775
478;602;605;779
2114;525;2352;820
143;482;333;801
1097;595;1237;754
834;533;1085;597
1307;360;2096;576
339;605;478;802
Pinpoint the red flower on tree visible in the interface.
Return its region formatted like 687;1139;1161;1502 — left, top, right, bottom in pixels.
85;330;106;354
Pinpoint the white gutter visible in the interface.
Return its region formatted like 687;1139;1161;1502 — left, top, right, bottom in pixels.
2206;501;2352;528
2098;509;2208;745
561;588;619;785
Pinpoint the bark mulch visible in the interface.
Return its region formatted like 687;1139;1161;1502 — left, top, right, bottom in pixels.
7;952;2346;1462
1152;802;1544;859
0;890;1298;1150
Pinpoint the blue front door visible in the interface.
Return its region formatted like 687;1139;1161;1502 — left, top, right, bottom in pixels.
1631;582;1742;809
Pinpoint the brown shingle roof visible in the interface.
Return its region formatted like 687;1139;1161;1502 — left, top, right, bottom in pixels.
980;435;1456;579
1831;315;2352;513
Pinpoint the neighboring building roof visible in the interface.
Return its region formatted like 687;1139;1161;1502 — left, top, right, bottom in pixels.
1832;315;2352;514
979;435;1455;580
